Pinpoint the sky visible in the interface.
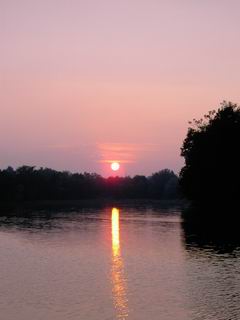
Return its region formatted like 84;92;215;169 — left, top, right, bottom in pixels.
1;0;240;176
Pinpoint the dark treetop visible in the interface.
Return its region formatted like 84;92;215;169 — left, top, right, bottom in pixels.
179;101;240;208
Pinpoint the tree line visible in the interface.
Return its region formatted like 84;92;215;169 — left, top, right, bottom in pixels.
0;167;179;202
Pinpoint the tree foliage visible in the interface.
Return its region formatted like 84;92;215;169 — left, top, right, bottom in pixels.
180;101;240;205
0;166;179;201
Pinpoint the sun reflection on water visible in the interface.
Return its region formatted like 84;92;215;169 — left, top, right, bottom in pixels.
111;208;129;319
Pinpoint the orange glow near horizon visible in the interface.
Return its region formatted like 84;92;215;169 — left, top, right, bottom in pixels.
111;208;129;319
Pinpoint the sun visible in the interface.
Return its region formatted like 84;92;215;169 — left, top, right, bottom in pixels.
111;162;120;171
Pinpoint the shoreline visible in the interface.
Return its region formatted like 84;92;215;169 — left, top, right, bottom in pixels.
0;198;186;212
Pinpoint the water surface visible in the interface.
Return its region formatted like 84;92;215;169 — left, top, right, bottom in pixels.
0;206;240;320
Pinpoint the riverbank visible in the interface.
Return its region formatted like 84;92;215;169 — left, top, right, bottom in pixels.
0;198;186;213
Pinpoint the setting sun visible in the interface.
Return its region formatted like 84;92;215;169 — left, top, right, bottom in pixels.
111;162;120;171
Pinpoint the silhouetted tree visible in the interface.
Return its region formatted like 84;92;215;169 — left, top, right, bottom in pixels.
148;169;179;199
180;101;240;207
0;166;179;202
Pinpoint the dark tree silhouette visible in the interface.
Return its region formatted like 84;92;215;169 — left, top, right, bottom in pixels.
148;169;179;199
0;166;179;202
180;101;240;207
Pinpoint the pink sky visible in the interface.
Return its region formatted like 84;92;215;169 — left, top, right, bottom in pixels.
1;0;240;176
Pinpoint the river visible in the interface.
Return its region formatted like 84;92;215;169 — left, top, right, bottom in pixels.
0;205;239;320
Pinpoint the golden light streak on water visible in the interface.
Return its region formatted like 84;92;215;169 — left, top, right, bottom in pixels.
111;208;129;319
112;207;120;256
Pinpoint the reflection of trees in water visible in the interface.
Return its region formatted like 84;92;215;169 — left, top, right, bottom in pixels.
0;209;104;233
181;207;240;320
0;204;181;233
0;213;57;232
181;207;240;254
